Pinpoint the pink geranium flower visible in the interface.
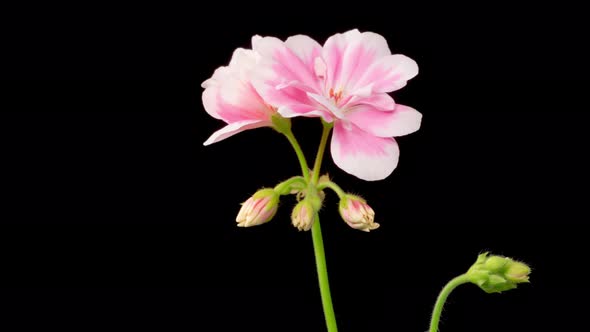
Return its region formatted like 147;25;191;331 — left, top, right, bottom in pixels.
252;29;422;180
202;48;277;145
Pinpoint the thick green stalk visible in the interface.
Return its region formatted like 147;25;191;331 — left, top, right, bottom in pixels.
311;215;338;332
310;122;337;332
282;121;337;332
429;274;470;332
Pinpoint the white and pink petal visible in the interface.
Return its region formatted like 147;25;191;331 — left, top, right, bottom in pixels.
203;119;270;146
251;35;322;93
203;77;270;123
227;48;261;82
201;66;230;89
346;104;422;138
323;30;392;91
202;84;223;120
352;54;419;94
307;93;346;119
330;122;400;181
277;104;334;122
202;46;273;123
284;35;323;72
217;77;269;121
322;29;362;89
347;93;396;110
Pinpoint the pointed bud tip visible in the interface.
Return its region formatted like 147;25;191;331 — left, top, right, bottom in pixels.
339;194;378;232
235;188;279;228
291;199;315;232
467;253;531;294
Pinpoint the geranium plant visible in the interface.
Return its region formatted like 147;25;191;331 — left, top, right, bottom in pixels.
202;29;531;332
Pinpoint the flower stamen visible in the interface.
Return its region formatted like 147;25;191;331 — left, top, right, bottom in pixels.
328;88;343;104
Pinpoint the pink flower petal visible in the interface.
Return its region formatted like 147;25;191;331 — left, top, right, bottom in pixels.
348;93;396;110
217;78;269;122
248;34;336;123
277;104;334;122
284;35;323;73
331;122;400;181
251;35;322;108
202;48;259;89
201;84;223;120
307;93;346;119
352;54;419;94
203;77;270;123
203;120;270;146
202;48;270;123
323;30;391;92
322;29;361;90
267;86;335;121
227;48;260;79
314;57;327;78
201;66;230;89
347;104;422;138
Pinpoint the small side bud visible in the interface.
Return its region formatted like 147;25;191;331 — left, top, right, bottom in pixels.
338;194;379;232
236;188;279;227
466;252;531;293
291;199;315;231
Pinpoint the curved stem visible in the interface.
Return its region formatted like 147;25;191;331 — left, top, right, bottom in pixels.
311;122;333;184
273;176;307;195
312;215;338;332
317;181;346;199
283;130;310;182
429;274;470;332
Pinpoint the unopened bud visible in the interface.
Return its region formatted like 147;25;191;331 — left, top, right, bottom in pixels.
236;188;279;227
466;253;531;293
505;261;532;283
291;199;315;231
338;194;379;232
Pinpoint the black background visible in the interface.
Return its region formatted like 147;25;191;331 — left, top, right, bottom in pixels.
2;3;589;332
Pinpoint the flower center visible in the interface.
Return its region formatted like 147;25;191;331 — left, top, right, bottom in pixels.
329;88;343;104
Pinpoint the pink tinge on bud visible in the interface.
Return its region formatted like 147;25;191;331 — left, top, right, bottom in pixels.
339;195;380;232
292;200;315;231
236;189;279;227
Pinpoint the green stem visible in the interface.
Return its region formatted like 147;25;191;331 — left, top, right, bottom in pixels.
309;121;337;332
317;181;346;199
429;274;470;332
273;176;307;195
311;122;333;185
283;130;310;181
311;215;338;332
282;119;337;331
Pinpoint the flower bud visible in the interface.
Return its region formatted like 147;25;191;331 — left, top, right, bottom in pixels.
466;253;531;293
338;194;379;232
505;261;531;283
291;199;315;231
236;188;279;227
